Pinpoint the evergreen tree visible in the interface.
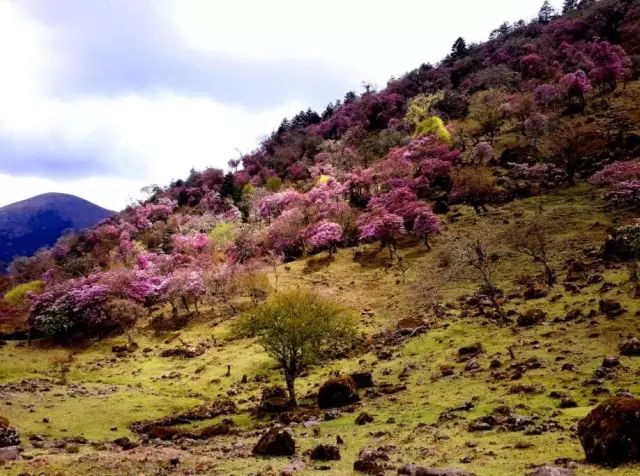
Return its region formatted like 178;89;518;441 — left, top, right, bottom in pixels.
538;1;556;23
451;37;468;60
220;172;236;200
563;0;578;13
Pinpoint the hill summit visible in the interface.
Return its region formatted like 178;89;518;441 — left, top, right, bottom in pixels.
0;193;113;270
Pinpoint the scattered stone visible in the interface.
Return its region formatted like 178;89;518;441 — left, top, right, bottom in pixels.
526;465;573;476
317;377;360;409
619;337;640;356
353;447;389;474
113;437;139;450
599;300;624;317
0;446;21;462
350;371;374;389
252;426;296;457
355;412;374;425
259;386;291;413
281;459;306;475
458;343;483;356
159;346;204;358
398;464;477;475
490;359;502;369
523;284;548;300
577;396;640;466
0;418;19;447
309;444;340;461
440;364;455;377
517;309;546;327
602;356;620;368
131;398;236;435
558;398;578;409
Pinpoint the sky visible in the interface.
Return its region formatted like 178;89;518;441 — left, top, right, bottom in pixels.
0;0;563;211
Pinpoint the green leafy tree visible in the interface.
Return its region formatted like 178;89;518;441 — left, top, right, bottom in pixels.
404;92;445;127
3;280;43;307
235;289;356;405
468;89;507;142
414;116;451;144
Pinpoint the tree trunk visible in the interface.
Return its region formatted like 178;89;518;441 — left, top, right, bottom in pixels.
544;263;556;286
285;373;297;407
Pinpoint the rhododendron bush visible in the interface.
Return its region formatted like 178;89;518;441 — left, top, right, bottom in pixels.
5;0;639;341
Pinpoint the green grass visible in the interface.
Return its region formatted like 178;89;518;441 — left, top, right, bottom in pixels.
2;184;640;475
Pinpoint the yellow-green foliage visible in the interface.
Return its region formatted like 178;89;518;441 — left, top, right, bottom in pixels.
316;174;331;185
414;115;451;144
265;175;282;192
3;280;43;307
404;91;445;127
237;272;273;305
209;222;238;248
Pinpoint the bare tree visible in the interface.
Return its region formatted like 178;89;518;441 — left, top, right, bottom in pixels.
451;237;508;322
507;215;556;286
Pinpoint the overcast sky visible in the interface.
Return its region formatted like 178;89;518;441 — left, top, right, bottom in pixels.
0;0;562;211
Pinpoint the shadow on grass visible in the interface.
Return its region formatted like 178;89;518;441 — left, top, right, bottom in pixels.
302;254;335;273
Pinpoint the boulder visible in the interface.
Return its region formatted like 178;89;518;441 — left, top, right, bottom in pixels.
259;386;291;413
350;371;374;389
252;426;295;457
602;225;640;261
620;337;640;356
353;447;389;474
309;443;341;461
0;419;19;448
577;396;640;466
0;446;21;463
602;356;620;368
317;377;360;409
523;284;548;300
599;300;624;317
458;343;483;356
517;309;546;327
355;412;374;425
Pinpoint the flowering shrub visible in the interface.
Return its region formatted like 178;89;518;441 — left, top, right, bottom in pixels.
357;211;406;257
305;221;343;255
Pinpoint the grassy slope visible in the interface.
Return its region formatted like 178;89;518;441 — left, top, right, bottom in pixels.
1;183;640;475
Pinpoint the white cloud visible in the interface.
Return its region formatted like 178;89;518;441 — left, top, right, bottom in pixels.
0;0;564;211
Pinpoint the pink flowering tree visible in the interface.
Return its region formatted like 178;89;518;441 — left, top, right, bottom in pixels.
524;113;548;148
166;268;206;314
559;71;592;112
413;207;441;250
357;210;406;258
305;220;343;256
590;162;640;206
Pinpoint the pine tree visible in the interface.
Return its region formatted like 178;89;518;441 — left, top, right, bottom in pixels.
451;37;468;60
538;0;556;23
563;0;578;13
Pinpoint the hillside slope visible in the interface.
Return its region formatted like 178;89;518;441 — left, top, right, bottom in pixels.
1;186;639;475
1;0;640;474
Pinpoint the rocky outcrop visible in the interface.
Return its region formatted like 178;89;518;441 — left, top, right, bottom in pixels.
252;426;295;457
577;396;640;466
317;376;360;409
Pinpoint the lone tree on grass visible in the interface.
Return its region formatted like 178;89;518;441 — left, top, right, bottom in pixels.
507;215;556;286
452;236;508;322
235;289;356;406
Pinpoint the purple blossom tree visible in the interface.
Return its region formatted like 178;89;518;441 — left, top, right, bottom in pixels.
305;221;343;256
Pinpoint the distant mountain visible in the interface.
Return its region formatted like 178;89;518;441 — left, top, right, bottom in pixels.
0;193;114;271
